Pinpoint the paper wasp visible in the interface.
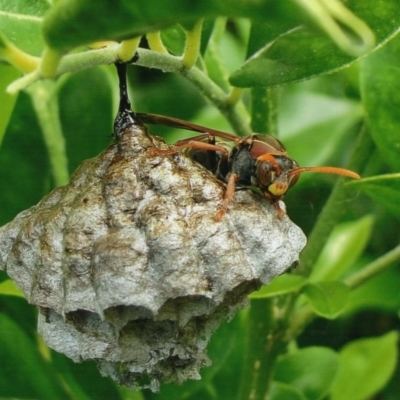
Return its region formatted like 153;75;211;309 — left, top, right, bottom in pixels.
137;113;360;220
113;63;359;220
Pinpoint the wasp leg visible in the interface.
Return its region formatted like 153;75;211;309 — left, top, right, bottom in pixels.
215;173;238;221
175;134;212;146
273;201;286;219
149;140;229;157
136;112;242;144
263;192;286;219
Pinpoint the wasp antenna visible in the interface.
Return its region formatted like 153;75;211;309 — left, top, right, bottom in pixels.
289;166;360;180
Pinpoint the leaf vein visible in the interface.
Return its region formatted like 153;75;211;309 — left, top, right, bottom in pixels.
0;11;42;23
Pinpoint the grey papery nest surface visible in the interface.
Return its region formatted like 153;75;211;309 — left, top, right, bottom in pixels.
0;121;306;391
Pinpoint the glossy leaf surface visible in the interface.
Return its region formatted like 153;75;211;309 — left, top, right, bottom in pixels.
360;33;400;171
250;275;306;299
310;215;374;282
0;279;24;297
274;346;339;400
0;65;19;147
270;381;307;400
330;331;398;400
0;0;48;55
279;89;362;167
0;313;68;398
353;174;400;221
302;281;350;319
346;265;400;313
230;0;400;87
42;0;299;50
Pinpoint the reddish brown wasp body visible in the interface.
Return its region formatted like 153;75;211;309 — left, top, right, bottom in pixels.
113;63;359;220
138;113;360;220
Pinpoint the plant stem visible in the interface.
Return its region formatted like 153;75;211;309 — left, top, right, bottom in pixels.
237;296;294;400
181;19;203;69
251;87;280;136
40;47;63;79
0;40;39;73
146;32;169;54
289;243;400;339
237;299;275;400
8;46;251;137
345;244;400;289
26;81;69;187
117;37;141;62
133;49;251;136
299;125;374;276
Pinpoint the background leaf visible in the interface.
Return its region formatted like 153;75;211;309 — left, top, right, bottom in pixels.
0;65;19;147
0;312;68;398
302;281;350;319
0;0;48;55
0;91;49;226
361;32;400;171
310;215;374;282
250;275;306;299
0;279;24;297
51;351;123;400
42;0;300;51
353;175;400;221
345;263;400;314
274;346;339;400
270;381;307;400
330;331;398;400
230;0;400;87
1;1;399;399
278;88;363;167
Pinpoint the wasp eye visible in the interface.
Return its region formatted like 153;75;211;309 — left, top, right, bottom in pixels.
288;173;300;188
257;161;274;188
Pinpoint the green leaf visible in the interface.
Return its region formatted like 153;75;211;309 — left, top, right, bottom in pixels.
250;275;306;299
330;331;398;400
59;67;113;174
0;0;49;55
230;0;400;87
270;381;307;400
118;387;145;400
353;174;400;221
310;215;374;282
42;0;300;51
51;350;123;400
279;90;363;167
0;65;19;148
0;279;24;298
0;91;50;226
346;263;400;313
361;32;400;171
204;18;249;91
274;346;339;400
0;313;68;398
302;281;350;319
246;18;299;59
160;24;186;56
204;18;232;91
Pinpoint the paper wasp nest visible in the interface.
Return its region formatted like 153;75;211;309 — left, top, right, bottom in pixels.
0;122;306;391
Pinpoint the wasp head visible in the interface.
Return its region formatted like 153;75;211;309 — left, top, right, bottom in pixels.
256;152;361;207
255;154;300;200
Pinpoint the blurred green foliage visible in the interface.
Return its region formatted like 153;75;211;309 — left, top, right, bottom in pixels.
1;1;400;399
